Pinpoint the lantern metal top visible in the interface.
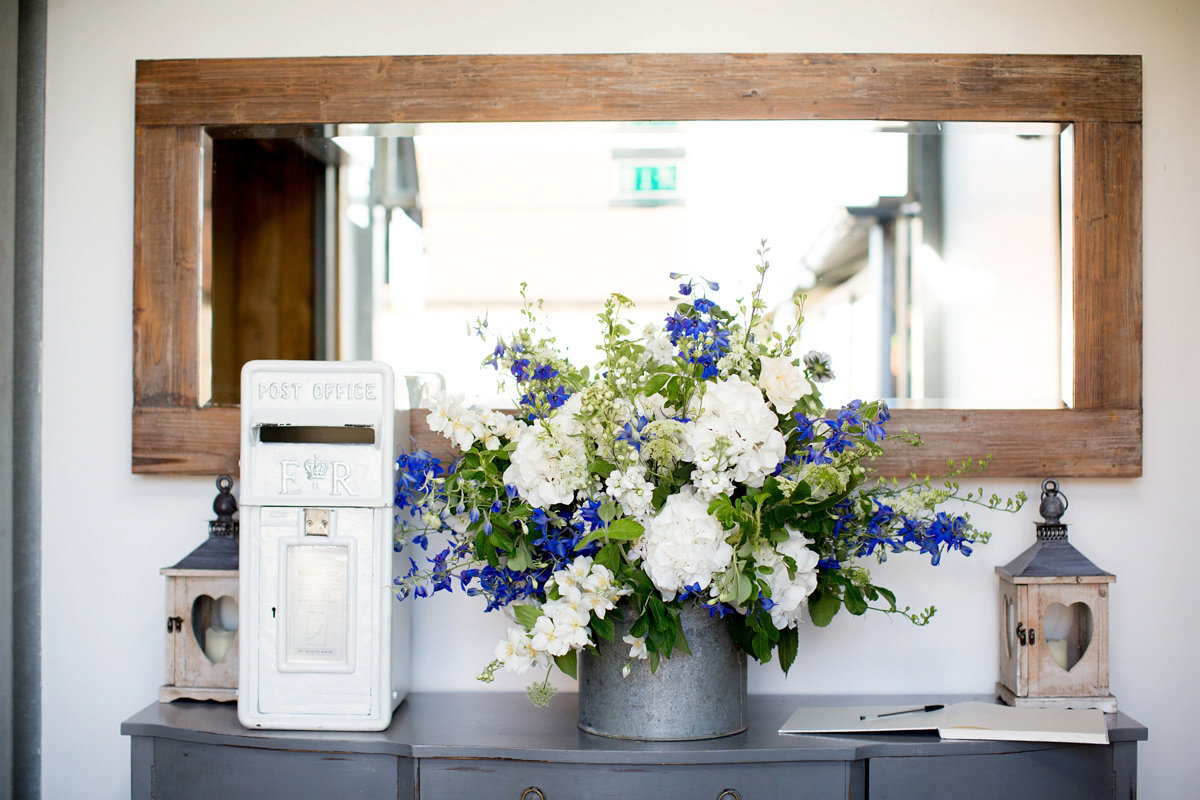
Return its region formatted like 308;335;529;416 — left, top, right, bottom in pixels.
169;475;240;572
997;479;1113;581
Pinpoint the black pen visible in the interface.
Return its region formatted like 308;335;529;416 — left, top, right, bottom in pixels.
860;704;945;721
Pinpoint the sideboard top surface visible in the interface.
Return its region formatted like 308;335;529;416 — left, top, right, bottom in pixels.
122;692;1147;765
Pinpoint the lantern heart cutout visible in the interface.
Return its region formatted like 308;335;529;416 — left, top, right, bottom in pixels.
1043;601;1093;671
191;595;239;664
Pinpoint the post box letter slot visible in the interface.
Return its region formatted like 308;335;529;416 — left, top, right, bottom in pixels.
283;544;351;668
258;425;376;445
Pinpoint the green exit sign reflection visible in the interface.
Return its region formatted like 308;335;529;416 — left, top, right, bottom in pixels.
624;165;677;192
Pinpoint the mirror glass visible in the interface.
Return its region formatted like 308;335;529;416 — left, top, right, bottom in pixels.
202;119;1070;412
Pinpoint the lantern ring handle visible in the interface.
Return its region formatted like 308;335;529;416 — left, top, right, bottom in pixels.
216;474;234;492
1040;478;1068;512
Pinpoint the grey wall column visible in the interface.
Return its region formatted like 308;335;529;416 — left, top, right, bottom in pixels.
2;0;45;798
1;0;19;788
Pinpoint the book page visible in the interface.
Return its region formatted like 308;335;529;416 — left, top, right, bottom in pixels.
938;702;1108;745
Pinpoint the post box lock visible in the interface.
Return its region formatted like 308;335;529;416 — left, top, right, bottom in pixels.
304;508;331;536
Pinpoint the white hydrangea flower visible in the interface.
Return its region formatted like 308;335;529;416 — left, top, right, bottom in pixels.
503;395;589;508
636;488;734;600
757;356;807;413
686;376;786;499
755;527;821;629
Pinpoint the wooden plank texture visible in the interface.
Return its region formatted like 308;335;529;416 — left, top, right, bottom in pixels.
132;406;239;474
135;53;1142;127
133;124;203;407
406;407;1141;479
1073;122;1142;409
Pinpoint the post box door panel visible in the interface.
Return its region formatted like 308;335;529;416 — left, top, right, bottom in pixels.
253;506;379;716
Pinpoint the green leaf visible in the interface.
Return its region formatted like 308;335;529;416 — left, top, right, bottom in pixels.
554;650;578;680
777;626;798;675
591;613;616;643
606;518;645;539
643;373;671;396
506;543;530;573
844;585;868;616
734;570;754;605
594;542;621;570
513;604;545;631
874;586;898;611
598;502;617;523
488;528;515;553
629;613;650;639
807;589;841;628
589;460;617;477
576;517;645;549
673;616;692;656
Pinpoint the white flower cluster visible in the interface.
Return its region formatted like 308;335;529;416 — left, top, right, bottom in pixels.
425;392;523;451
633;489;734;600
640;324;676;368
686;376;786;500
605;464;655;517
753;527;821;629
496;556;630;673
503;395;589;508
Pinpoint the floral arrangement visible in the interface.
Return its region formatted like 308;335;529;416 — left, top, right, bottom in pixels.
394;244;1025;704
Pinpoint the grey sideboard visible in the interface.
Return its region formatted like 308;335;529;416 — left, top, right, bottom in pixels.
122;692;1146;800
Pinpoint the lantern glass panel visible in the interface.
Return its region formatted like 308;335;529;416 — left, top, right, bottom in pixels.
1044;600;1093;671
191;594;239;664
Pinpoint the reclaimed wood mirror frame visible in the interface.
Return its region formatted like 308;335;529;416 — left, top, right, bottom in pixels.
132;53;1141;477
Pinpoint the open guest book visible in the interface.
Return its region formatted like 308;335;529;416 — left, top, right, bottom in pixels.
779;701;1109;745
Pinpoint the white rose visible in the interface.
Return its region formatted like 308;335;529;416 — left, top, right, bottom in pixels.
757;356;807;413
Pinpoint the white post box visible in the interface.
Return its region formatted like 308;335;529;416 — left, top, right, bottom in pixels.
238;360;409;730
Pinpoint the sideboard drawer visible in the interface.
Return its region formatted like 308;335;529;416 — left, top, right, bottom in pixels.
419;758;860;800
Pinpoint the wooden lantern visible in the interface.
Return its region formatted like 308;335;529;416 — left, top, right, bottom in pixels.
160;475;240;703
996;479;1116;712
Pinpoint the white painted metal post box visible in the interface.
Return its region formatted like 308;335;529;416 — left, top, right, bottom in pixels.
238;360;409;730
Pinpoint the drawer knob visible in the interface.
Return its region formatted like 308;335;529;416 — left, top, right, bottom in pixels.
521;787;546;800
717;790;741;800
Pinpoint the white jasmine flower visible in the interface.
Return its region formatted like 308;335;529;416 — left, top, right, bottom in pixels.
530;614;571;657
757;356;807;413
495;627;537;674
554;555;594;590
623;633;648;660
637;488;734;600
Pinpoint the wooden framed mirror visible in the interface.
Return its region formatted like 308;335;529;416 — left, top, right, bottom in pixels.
132;53;1141;477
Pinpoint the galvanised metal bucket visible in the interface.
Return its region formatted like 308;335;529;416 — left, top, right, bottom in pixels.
577;601;747;740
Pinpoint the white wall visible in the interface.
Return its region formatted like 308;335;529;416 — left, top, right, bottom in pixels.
41;1;1199;797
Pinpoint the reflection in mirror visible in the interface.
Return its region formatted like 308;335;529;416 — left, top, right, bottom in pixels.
202;120;1069;412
